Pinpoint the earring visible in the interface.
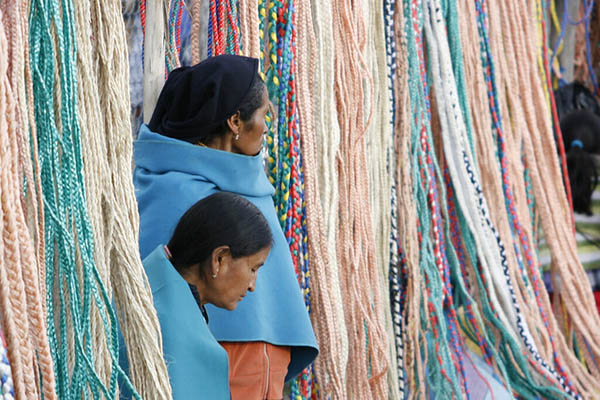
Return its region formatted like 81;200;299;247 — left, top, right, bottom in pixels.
212;274;217;279
235;134;240;141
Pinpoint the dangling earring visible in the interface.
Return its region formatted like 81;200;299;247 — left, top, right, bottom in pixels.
235;133;240;141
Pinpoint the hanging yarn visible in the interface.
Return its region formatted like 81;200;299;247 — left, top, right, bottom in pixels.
391;4;429;395
74;0;173;398
331;0;390;397
207;0;240;56
362;0;400;397
166;0;185;71
424;1;583;397
301;0;350;397
0;4;58;400
238;0;261;58
537;0;574;220
259;1;315;397
401;1;471;396
0;0;46;281
488;0;600;394
293;0;350;398
28;0;163;396
383;0;407;395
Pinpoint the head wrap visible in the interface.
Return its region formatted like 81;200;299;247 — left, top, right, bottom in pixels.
148;55;259;143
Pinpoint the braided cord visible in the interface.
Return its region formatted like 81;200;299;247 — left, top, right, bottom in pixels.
29;0;141;397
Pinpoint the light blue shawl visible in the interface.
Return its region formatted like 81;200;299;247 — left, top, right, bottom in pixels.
133;125;318;380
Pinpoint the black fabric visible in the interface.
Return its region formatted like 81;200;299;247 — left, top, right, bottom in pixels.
189;284;209;323
148;55;259;143
554;82;600;121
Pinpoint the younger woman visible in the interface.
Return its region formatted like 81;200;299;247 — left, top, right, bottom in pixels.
139;192;272;399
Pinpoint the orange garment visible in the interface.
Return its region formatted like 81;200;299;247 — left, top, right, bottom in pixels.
221;342;291;400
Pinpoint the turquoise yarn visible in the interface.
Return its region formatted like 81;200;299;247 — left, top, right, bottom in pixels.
28;0;140;397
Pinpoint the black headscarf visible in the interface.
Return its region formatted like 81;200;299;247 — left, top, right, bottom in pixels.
148;54;259;143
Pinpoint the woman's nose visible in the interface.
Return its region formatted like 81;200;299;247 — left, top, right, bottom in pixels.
248;276;257;292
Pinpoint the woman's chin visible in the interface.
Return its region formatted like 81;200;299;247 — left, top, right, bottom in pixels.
223;302;239;311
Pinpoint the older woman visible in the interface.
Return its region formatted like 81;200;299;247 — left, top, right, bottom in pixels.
134;55;317;399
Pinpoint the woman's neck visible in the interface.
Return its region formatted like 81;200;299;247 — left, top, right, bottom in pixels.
204;133;235;153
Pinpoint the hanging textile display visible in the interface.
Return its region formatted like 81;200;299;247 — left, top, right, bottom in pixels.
25;0;172;397
73;0;173;398
259;0;315;397
293;0;350;398
2;0;600;398
330;0;391;397
299;0;349;397
0;3;57;399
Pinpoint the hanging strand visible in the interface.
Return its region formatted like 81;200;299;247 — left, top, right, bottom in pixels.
301;0;349;397
0;4;57;399
28;0;149;396
76;0;174;397
332;0;390;397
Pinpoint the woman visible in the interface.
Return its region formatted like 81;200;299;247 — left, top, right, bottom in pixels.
144;192;271;399
134;54;318;399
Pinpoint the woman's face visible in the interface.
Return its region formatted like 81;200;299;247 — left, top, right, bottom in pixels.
208;246;270;310
233;89;270;156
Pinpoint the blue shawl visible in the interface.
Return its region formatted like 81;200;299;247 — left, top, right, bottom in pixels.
133;125;318;380
144;246;230;399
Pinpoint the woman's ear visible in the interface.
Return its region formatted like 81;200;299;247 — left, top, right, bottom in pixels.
210;245;231;279
226;111;241;135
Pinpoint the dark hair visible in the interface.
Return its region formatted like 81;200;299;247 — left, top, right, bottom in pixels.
567;148;597;215
203;79;267;140
167;192;273;274
560;110;600;215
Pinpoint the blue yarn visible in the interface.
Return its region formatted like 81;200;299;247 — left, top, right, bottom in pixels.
583;0;599;94
207;2;213;58
550;0;568;71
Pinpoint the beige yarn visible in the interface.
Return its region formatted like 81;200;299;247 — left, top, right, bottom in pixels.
295;0;349;398
143;0;167;122
0;0;46;308
238;0;260;59
75;0;173;398
331;0;390;397
191;0;203;63
362;0;400;397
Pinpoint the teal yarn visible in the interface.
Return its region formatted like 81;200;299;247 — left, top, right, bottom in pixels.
28;0;140;398
400;0;575;398
402;1;464;395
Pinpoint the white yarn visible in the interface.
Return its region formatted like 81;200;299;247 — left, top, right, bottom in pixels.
143;0;167;122
362;0;400;397
308;0;349;396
